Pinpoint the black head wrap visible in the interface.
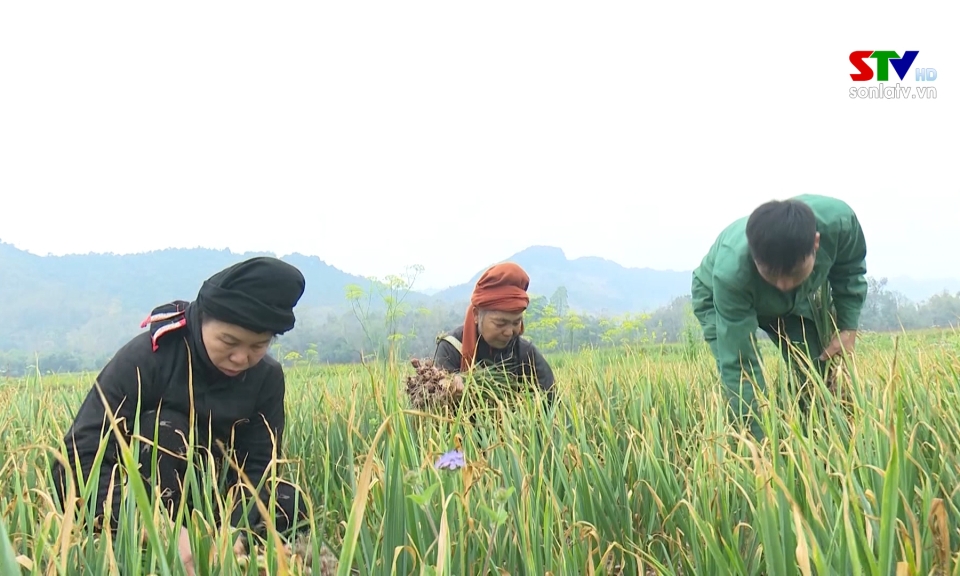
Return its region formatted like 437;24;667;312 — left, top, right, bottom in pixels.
195;257;306;335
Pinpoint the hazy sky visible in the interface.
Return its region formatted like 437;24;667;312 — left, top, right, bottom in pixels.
1;2;956;290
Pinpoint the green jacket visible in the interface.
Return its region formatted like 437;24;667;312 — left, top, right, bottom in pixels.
692;194;868;391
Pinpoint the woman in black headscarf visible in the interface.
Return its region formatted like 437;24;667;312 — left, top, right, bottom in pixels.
51;256;309;572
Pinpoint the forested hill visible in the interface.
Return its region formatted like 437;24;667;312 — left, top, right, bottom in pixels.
2;240;960;376
0;241;425;353
0;242;692;350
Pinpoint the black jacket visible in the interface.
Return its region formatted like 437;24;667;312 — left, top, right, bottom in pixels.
53;300;286;526
433;325;556;403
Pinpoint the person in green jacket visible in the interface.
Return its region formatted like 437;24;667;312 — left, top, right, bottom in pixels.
691;194;868;437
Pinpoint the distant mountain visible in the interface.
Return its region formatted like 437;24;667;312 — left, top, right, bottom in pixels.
0;241;431;353
2;240;957;358
432;245;693;315
0;241;429;312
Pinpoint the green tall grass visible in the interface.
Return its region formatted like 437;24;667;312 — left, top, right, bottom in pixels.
1;329;958;574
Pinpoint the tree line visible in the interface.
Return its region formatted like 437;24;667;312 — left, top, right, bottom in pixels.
2;274;958;378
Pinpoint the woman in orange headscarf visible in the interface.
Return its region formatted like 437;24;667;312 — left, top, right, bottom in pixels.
433;262;555;401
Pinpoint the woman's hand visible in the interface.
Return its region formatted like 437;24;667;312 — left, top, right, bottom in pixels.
177;525;195;576
233;533;246;557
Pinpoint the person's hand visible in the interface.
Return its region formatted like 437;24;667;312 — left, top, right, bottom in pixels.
233;533;246;557
177;526;195;576
819;329;857;361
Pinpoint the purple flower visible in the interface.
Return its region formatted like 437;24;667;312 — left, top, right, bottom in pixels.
434;449;465;470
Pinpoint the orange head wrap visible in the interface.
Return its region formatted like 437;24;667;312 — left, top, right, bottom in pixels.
460;262;531;371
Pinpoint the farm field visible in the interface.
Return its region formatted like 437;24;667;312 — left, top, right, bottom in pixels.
1;329;958;575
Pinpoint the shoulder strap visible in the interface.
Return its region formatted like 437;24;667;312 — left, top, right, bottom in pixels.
437;334;462;354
